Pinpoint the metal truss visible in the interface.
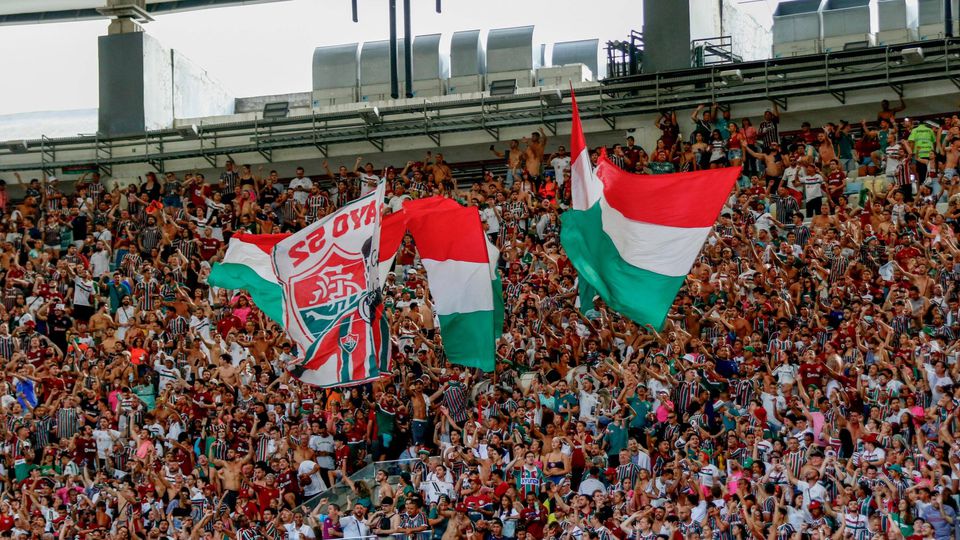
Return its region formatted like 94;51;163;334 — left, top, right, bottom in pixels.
3;39;960;173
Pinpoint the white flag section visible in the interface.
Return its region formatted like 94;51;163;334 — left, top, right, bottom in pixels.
878;262;895;282
271;182;391;387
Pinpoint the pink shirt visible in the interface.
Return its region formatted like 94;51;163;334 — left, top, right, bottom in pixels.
656;400;675;422
136;439;154;460
810;411;825;444
232;306;252;323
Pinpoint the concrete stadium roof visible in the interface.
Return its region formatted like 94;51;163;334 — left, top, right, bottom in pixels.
0;0;292;25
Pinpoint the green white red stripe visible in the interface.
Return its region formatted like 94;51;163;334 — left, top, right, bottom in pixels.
208;233;289;324
561;91;739;328
567;89;601;310
404;197;499;372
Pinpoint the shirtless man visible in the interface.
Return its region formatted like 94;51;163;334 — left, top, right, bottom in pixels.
523;128;548;179
817;129;837;165
0;243;15;271
943;137;960;182
212;353;241;390
406;376;430;445
88;304;117;341
423;152;452;183
741;140;784;191
878;97;906;124
291;425;315;465
491;140;524;187
374;468;396;503
212;418;256;510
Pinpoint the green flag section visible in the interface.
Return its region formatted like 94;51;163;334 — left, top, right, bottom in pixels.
562;87;739;329
562;203;687;328
577;279;598;315
208;233;289;325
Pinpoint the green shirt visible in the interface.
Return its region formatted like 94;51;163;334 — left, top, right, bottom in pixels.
604;422;629;456
627;397;652;429
554;392;578;418
428;506;449;539
879;129;890;152
909;124;937;155
836;132;855;159
396;484;416;509
133;384;156;410
107;281;130;314
375;405;396;436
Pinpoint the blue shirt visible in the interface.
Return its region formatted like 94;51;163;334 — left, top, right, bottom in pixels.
921;502;956;540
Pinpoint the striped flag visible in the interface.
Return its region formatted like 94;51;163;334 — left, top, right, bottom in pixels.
566;89;603;312
209;233;290;324
404;197;502;372
561;91;740;328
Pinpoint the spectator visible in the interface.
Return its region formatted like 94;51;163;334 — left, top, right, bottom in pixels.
0;97;959;540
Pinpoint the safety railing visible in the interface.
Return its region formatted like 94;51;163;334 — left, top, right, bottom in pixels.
297;456;423;513
691;36;742;67
2;38;960;174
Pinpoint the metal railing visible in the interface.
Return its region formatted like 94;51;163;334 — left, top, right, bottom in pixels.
298;457;422;513
606;30;644;80
691;36;742;67
3;39;960;174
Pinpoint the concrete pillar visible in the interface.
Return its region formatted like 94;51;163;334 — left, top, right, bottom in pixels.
98;19;234;137
103;0;147;35
642;0;693;72
107;17;143;35
98;31;173;136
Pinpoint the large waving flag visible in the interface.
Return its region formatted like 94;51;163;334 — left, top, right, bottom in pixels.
272;183;390;387
209;233;290;324
209;213;408;329
569;91;603;212
566;90;603;312
404;197;501;372
561;93;739;329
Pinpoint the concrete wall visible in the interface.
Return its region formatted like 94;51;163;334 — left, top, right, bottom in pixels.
690;0;723;42
235;92;312;114
723;0;773;61
143;33;174;133
172;50;234;121
98;31;233;136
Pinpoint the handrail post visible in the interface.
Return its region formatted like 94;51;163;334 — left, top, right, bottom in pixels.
654;75;660;110
764;60;770;99
947;37;952;76
824;52;830;92
885;46;891;89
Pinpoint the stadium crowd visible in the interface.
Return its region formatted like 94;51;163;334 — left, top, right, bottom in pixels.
0;95;958;540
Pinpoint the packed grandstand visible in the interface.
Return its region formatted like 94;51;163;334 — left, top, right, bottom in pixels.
0;76;957;540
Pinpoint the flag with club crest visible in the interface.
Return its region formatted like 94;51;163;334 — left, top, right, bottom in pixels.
271;182;390;387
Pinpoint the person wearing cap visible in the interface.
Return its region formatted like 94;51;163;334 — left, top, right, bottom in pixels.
783;459;827;513
860;434;885;466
